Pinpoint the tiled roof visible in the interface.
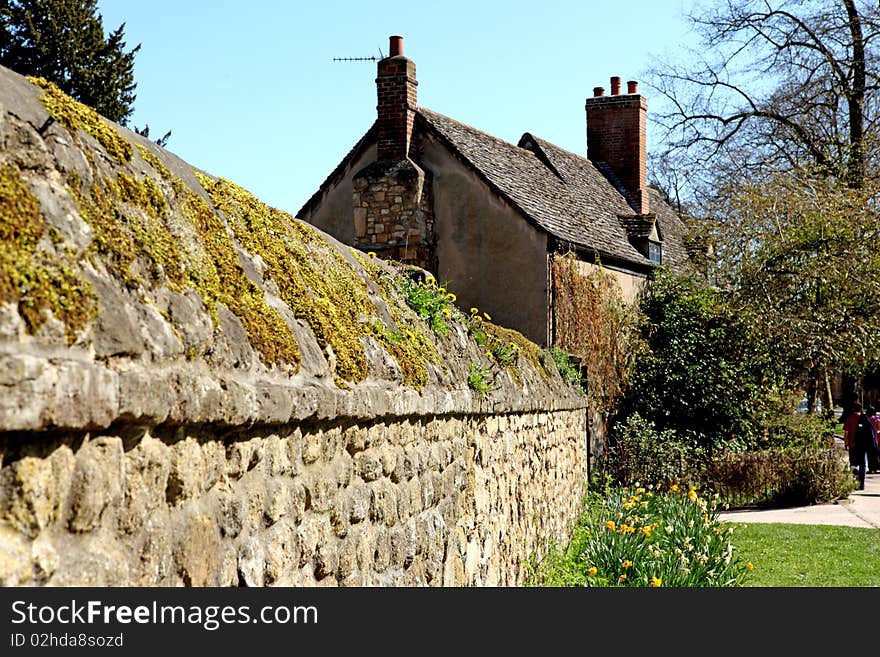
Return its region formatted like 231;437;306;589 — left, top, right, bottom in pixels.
418;108;651;267
299;106;692;273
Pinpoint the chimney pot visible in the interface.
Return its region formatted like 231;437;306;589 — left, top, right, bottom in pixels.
593;86;605;97
627;80;638;94
610;76;621;95
389;35;403;57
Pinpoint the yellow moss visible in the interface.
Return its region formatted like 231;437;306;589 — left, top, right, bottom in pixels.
28;77;132;164
196;173;374;384
175;180;301;368
136;144;172;179
0;165;97;342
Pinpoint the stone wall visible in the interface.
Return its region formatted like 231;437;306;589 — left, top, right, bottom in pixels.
0;409;586;587
0;64;590;587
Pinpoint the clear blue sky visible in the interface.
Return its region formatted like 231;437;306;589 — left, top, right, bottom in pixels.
96;0;697;216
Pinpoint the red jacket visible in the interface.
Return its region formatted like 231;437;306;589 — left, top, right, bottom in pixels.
844;412;859;449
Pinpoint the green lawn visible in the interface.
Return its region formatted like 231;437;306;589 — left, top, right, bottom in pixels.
730;523;880;586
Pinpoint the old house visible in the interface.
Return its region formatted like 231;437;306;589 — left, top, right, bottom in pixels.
299;36;691;347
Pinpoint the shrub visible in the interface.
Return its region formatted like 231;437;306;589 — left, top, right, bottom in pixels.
528;484;752;587
603;413;705;488
622;267;786;453
705;448;857;508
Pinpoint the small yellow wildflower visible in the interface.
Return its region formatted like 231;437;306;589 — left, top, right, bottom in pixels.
470;307;479;314
640;501;649;509
605;520;616;532
650;576;662;588
483;312;491;320
746;562;754;570
447;293;457;302
587;566;598;577
670;484;679;492
442;308;451;317
618;574;627;582
622;560;633;569
688;490;698;502
367;251;377;258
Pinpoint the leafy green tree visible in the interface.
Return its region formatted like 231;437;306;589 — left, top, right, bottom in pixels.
0;0;139;125
705;167;880;412
622;268;787;453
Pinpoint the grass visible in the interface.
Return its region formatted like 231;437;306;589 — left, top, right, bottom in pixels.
729;523;880;586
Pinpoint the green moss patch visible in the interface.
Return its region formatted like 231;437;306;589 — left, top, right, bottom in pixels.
0;165;97;342
29;77;132;164
196;173;377;385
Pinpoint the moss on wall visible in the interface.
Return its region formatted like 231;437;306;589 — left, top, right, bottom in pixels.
29;77;132;164
0;165;97;342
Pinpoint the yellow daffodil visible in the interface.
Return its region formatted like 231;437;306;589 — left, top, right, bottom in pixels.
605;520;616;532
442;309;451;317
622;560;633;569
447;293;457;301
650;576;662;588
747;562;754;570
618;574;627;582
670;484;679;492
483;312;491;320
367;251;376;258
587;566;597;577
470;307;479;314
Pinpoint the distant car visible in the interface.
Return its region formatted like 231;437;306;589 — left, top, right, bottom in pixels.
797;398;822;415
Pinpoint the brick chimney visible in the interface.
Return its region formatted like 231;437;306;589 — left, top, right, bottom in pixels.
585;76;649;214
376;35;418;161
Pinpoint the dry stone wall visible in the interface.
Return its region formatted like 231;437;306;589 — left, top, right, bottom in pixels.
0;409;586;587
0;64;589;587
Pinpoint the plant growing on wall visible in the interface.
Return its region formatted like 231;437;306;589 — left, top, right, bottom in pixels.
550;253;644;410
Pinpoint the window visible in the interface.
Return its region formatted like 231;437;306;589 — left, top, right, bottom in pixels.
648;240;662;265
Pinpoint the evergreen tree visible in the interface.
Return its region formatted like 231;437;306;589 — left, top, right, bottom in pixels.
0;0;139;125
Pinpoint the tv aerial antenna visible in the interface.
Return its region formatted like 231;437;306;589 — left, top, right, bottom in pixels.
332;44;385;62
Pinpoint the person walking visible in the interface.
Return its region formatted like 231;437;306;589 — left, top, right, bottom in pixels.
844;402;876;490
866;405;880;474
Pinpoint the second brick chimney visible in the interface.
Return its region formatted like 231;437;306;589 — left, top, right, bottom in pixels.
585;77;650;214
376;35;418;161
